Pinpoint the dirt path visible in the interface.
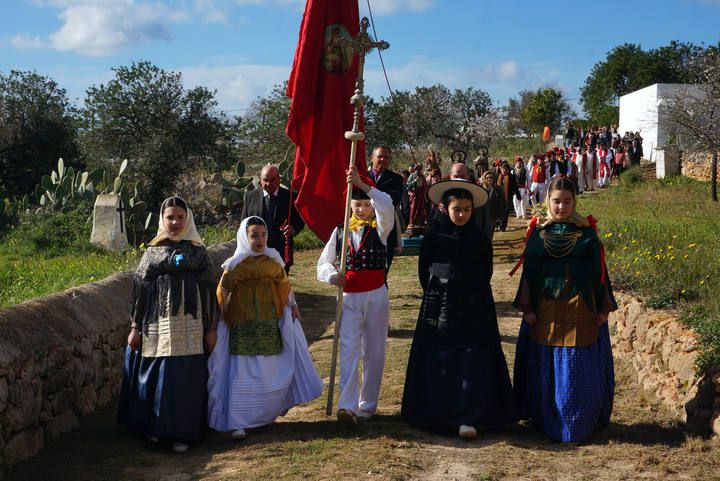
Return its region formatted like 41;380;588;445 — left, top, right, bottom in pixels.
8;218;720;481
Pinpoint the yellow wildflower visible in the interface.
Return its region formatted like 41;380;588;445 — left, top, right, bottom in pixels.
688;243;697;248
605;233;613;238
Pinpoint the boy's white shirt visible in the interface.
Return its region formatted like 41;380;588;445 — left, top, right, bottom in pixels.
317;187;394;283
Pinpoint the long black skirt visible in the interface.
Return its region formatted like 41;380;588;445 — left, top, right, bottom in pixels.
401;341;515;430
117;346;207;442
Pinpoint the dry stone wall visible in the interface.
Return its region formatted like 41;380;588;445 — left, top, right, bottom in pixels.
681;151;716;181
0;242;235;476
610;292;720;435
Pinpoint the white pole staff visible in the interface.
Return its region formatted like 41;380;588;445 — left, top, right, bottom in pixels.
326;17;389;416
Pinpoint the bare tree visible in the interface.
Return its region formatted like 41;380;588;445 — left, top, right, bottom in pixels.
664;48;720;201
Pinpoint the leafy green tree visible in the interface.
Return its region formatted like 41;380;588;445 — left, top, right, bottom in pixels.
506;90;535;137
521;88;572;137
364;95;406;153
232;83;294;176
506;88;572;138
79;60;234;207
581;42;705;125
0;70;80;197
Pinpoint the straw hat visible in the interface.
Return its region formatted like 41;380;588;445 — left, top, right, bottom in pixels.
428;179;488;207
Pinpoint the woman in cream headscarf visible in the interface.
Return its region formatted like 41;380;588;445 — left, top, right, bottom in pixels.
207;216;322;440
118;197;219;453
512;177;617;443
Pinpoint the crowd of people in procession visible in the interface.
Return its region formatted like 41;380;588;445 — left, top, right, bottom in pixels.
117;142;618;455
401;126;645;235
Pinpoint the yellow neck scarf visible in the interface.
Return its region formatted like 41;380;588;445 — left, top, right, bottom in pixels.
349;214;377;232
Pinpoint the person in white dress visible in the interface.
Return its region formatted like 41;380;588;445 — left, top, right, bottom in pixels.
207;216;322;439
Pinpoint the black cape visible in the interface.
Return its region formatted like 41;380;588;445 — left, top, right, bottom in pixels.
401;214;515;430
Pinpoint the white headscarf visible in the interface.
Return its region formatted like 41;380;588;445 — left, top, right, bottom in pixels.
148;196;205;246
221;216;285;271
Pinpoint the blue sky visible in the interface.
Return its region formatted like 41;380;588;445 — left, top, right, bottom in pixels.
2;0;719;116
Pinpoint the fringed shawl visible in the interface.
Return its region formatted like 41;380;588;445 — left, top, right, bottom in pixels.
131;240;219;334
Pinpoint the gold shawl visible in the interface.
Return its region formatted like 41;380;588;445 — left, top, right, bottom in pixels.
217;255;291;329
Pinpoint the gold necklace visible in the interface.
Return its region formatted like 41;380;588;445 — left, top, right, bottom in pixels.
539;228;582;258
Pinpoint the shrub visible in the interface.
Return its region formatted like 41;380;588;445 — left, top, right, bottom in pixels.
294;228;324;250
0;206;98;258
198;224;236;247
619;166;644;187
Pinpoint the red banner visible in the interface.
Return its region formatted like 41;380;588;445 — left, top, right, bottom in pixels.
285;0;367;243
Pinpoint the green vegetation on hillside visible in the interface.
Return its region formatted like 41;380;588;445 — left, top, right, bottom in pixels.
578;174;720;371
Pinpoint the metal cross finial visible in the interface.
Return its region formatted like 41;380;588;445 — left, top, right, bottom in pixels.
336;17;390;135
338;17;390;59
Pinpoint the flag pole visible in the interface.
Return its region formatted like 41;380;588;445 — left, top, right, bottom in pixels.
326;17;389;416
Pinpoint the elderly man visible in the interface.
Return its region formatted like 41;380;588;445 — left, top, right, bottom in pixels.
368;145;404;271
443;162;493;240
241;164;305;273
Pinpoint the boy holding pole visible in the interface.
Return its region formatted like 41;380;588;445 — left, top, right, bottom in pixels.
317;166;394;426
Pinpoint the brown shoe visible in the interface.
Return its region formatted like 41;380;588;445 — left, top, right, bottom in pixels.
336;409;358;427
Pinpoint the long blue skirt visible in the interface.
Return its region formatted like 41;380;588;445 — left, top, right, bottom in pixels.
513;322;614;443
117;346;207;442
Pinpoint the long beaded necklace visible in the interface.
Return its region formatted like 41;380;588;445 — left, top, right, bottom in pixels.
539;227;582;258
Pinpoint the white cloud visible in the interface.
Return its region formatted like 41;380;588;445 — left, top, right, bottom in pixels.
12;1;188;56
50;4;179;56
10;34;50;50
364;56;525;99
496;61;519;81
181;63;291;113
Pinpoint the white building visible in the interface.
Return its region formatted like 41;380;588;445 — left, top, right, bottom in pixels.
618;83;703;162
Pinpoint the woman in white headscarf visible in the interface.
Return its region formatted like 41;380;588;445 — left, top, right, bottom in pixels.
207;216;322;440
118;196;219;453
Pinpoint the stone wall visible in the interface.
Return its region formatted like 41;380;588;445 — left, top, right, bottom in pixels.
610;292;720;435
681;151;716;181
0;242;235;476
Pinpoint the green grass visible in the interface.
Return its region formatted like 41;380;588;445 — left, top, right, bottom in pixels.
293;227;324;250
0;208;239;308
0;214;326;308
578;176;720;371
0;251;139;307
198;223;236;246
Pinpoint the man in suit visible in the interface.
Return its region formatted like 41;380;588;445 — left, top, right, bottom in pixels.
241;164;305;274
367;145;404;272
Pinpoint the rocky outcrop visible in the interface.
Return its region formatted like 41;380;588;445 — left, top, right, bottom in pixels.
610;292;720;435
0;242;235;476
